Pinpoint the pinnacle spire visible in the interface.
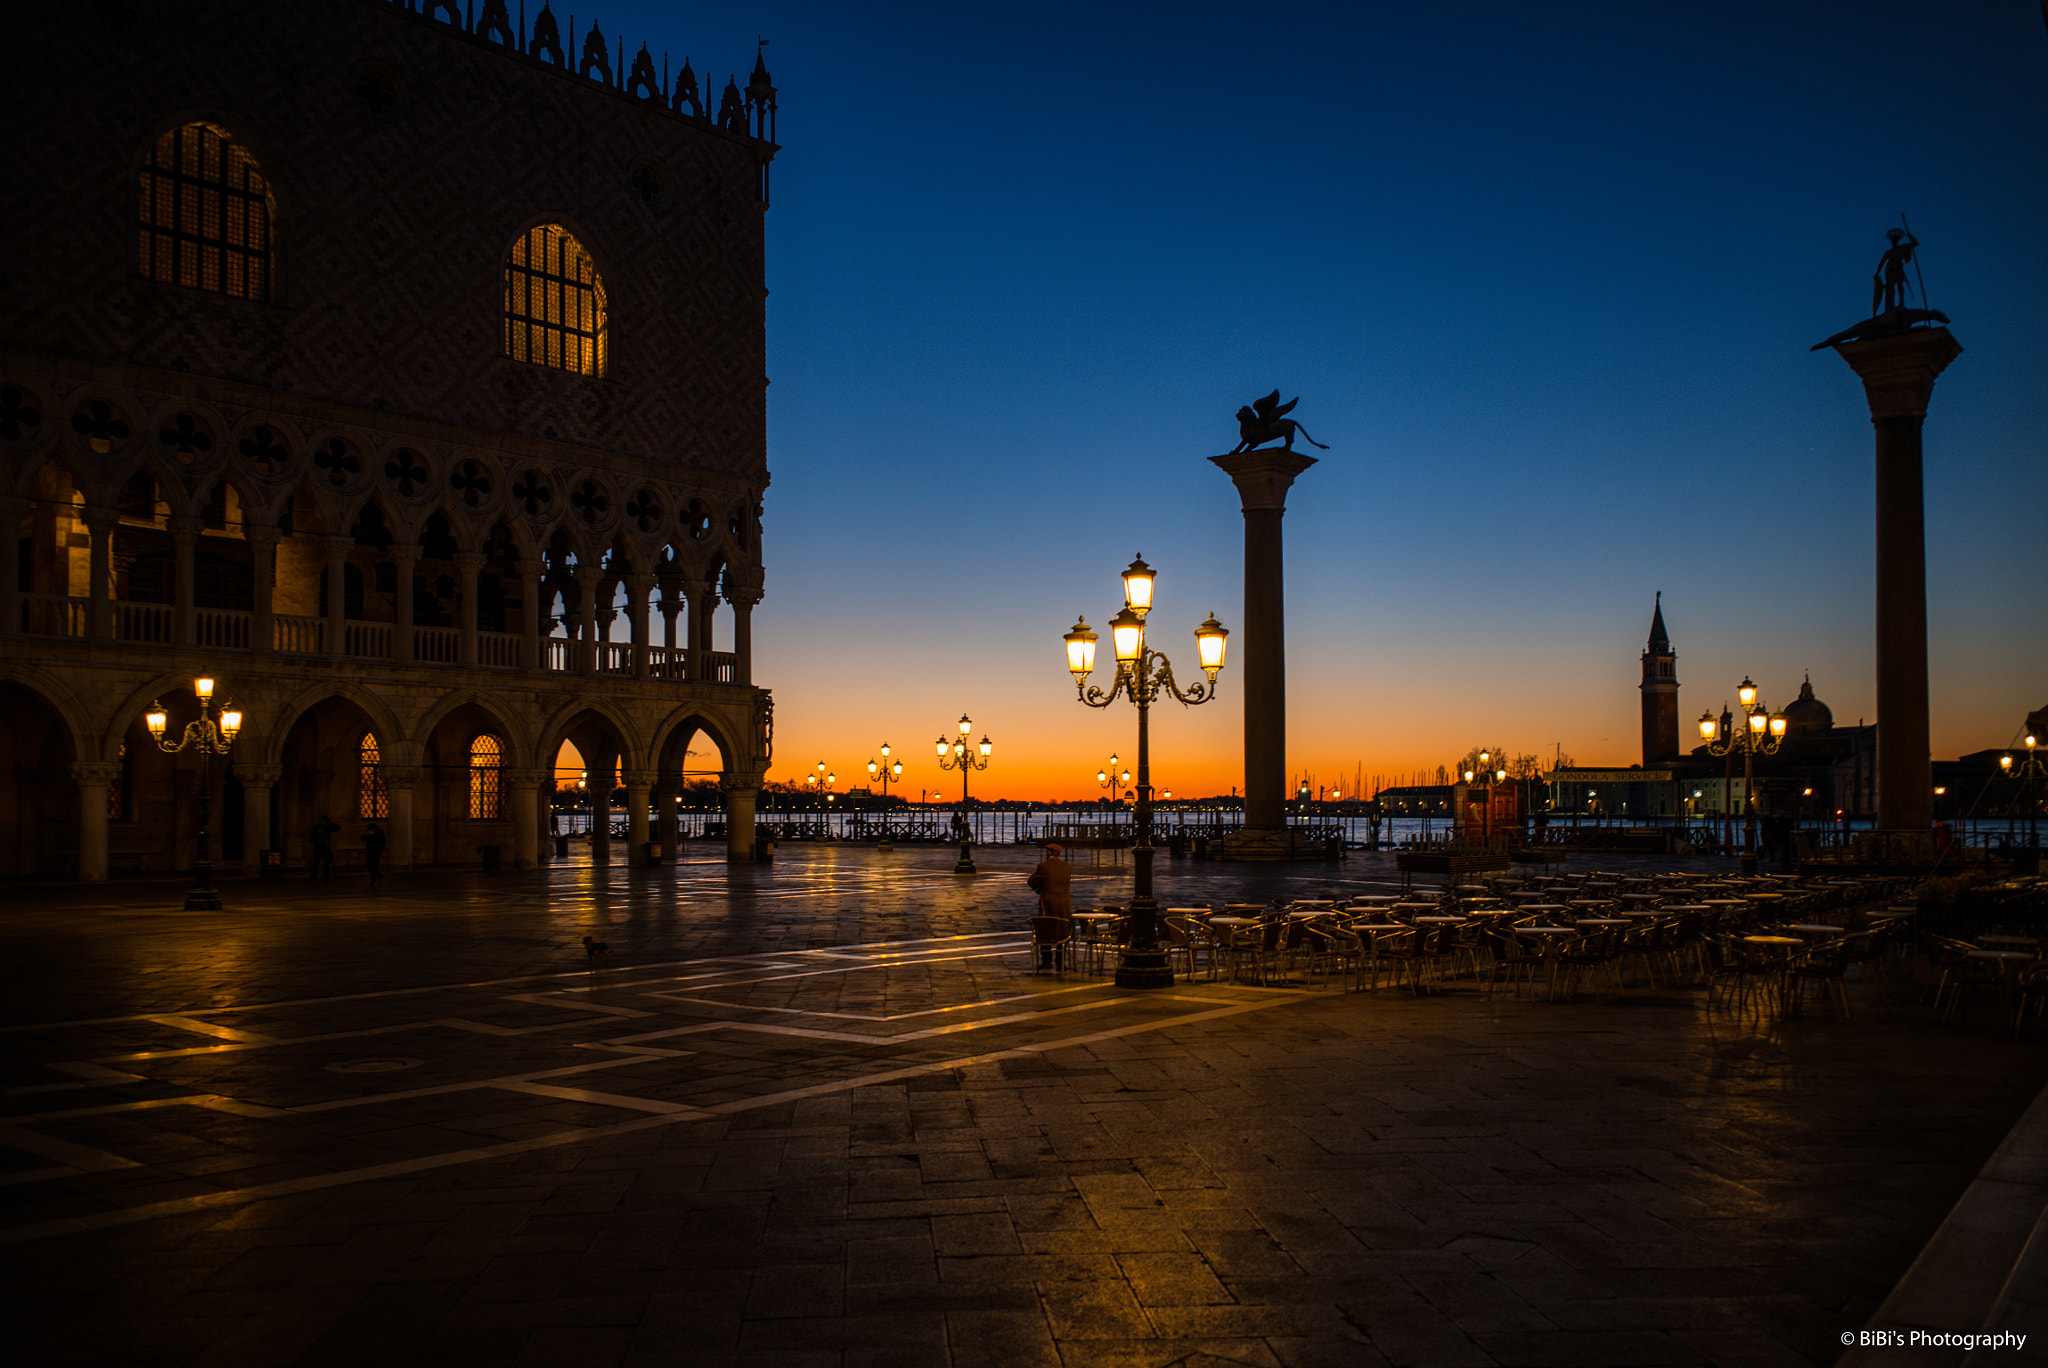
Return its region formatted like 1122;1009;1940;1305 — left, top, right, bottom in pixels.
1647;591;1670;652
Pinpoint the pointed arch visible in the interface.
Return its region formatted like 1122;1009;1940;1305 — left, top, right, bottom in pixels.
413;688;535;769
261;679;409;768
535;695;646;773
0;661;97;761
503;221;608;377
137;118;278;302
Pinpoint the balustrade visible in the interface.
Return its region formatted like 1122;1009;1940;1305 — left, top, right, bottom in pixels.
273;614;325;653
414;625;460;664
195;608;251;650
477;630;523;668
594;641;632;675
23;594;86;637
345;621;392;658
705;651;737;683
113;601;174;644
545;637;570;671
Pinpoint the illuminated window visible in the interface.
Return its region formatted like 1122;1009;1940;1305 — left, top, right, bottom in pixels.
359;733;389;819
469;735;503;820
504;225;607;376
138;122;274;300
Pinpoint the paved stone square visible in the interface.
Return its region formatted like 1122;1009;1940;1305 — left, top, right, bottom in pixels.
2;846;2042;1367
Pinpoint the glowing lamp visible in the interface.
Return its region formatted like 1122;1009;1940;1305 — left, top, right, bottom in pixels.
2003;755;2015;771
935;735;949;758
891;761;902;778
2030;735;2040;751
978;736;992;758
220;708;242;741
1768;713;1787;738
1063;616;1099;683
1109;607;1144;665
1748;709;1768;735
1463;769;1475;784
1194;613;1228;678
1097;770;1108;784
146;702;168;739
958;714;973;737
1699;712;1717;742
881;743;892;759
1496;769;1508;783
868;760;879;777
194;676;215;700
1737;677;1757;710
1121;555;1155;618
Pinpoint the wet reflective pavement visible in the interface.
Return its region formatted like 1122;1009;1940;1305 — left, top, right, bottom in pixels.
2;846;2041;1367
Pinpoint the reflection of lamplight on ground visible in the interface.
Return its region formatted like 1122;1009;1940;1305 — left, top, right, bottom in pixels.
1065;555;1227;989
867;744;903;850
147;676;244;910
1701;676;1788;874
936;715;991;873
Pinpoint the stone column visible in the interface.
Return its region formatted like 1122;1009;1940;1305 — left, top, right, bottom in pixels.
626;574;654;680
455;552;483;665
1829;327;1962;837
536;769;558;863
574;568;600;674
70;760;119;882
238;763;281;870
390;545;419;664
246;526;279;654
623;768;652;864
82;505;115;642
660;579;680;652
385;766;420;872
725;775;760;863
684;578;715;680
170;515;201;646
520;559;546;672
727;583;762;686
323;536;352;658
1209;449;1316;846
0;494;27;636
507;767;542;868
587;748;615;865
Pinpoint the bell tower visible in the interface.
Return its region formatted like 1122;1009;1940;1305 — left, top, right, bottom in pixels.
1640;592;1679;764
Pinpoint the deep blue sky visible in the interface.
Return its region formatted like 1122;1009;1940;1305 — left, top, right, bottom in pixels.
607;0;2045;797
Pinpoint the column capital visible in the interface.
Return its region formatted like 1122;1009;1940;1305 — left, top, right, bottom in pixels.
322;534;355;559
505;766;549;787
1209;450;1317;512
237;764;283;786
388;543;422;565
243;523;282;547
168;514;204;540
725;582;763;610
1831;327;1963;421
78;504;117;533
682;577;716;599
620;769;653;791
69;760;121;786
381;766;423;788
624;572;655;595
453;551;486;572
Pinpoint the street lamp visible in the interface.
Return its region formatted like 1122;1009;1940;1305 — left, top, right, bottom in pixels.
1064;555;1228;989
146;676;244;910
1700;675;1788;874
866;744;904;850
2000;733;2043;853
936;715;991;872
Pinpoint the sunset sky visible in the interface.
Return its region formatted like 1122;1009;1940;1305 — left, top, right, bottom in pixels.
601;0;2047;801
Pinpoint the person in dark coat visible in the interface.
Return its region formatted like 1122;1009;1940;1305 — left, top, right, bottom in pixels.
309;814;339;879
1028;843;1073;968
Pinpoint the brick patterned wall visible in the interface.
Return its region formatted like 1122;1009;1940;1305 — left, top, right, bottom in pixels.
0;0;771;483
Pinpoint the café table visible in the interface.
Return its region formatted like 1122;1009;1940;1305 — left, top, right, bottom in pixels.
1743;935;1805;1013
1981;934;2039;951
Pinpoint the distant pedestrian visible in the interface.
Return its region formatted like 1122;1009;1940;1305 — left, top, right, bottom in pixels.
309;814;339;879
362;823;386;889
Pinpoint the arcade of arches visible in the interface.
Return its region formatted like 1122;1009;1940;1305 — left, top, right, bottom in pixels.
0;670;766;880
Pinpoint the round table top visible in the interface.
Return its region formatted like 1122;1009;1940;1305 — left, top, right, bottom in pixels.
1787;924;1842;934
1288;910;1335;919
1414;915;1467;924
1072;911;1117;920
1576;918;1631;927
1744;935;1803;946
1351;922;1406;930
1623;910;1666;918
1659;904;1711;912
1980;934;2039;947
1519;904;1568;913
1208;915;1257;928
1968;949;2035;961
1518;925;1576;934
1164;908;1211;915
1701;899;1751;907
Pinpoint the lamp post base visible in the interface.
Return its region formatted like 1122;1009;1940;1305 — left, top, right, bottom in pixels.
184;887;221;911
953;842;976;874
1113;946;1175;989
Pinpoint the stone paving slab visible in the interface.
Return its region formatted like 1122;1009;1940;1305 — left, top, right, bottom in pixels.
0;846;2041;1366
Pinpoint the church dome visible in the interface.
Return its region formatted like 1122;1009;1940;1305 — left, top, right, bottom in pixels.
1782;674;1833;736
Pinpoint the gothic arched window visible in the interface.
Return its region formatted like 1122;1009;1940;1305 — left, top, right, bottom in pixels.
468;735;504;820
138;122;275;300
504;225;607;376
359;733;389;819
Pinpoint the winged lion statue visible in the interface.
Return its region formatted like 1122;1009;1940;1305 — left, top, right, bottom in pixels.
1229;391;1329;453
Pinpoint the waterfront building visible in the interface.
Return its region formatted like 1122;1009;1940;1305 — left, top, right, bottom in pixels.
0;0;780;879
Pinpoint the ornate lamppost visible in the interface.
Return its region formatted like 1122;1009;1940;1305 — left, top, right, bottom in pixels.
1700;676;1788;874
936;715;991;873
1461;749;1508;847
1064;555;1229;988
866;745;903;850
146;677;244;911
806;761;836;834
2000;733;2043;854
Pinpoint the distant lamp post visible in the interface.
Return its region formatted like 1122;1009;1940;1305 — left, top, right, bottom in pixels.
1065;555;1228;989
867;744;903;850
937;715;991;873
2000;734;2043;851
1701;676;1788;873
146;677;244;910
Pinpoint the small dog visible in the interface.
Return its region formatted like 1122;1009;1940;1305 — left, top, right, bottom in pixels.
581;935;610;968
